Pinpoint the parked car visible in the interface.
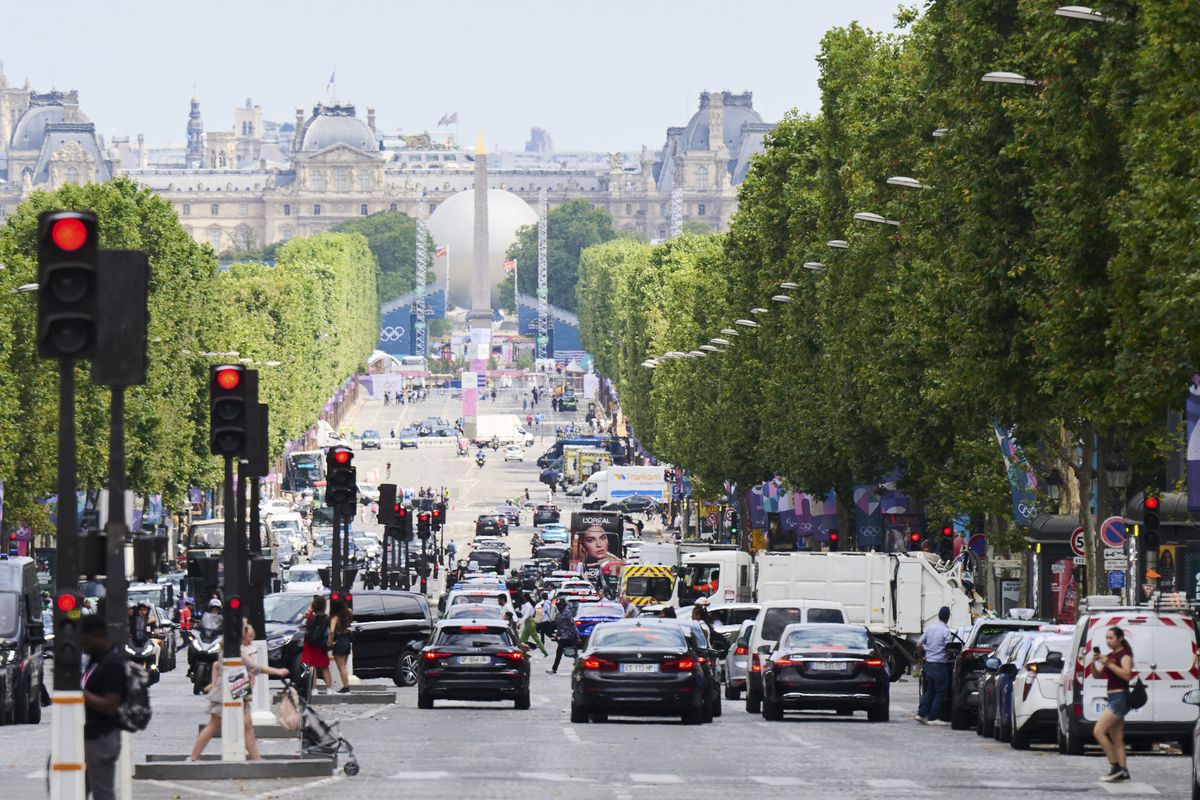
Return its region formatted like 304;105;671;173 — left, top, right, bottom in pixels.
724;620;755;700
1007;633;1072;749
0;558;46;726
950;617;1044;729
1057;598;1199;755
760;623;890;722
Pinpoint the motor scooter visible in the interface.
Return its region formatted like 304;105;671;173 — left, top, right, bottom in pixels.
475;453;486;469
125;635;160;686
188;622;223;695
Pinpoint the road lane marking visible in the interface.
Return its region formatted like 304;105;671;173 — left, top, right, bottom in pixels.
1100;784;1159;796
142;780;228;798
562;726;581;743
254;775;344;798
391;771;450;780
630;774;683;784
751;776;808;786
24;769;46;779
783;731;818;749
518;772;596;782
868;779;919;789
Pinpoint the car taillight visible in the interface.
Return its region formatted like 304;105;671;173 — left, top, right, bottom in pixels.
864;658;884;668
772;657;797;668
751;653;762;673
496;651;526;662
1022;673;1035;701
661;656;695;672
1027;663;1039;673
423;651;451;661
962;647;992;657
581;656;617;671
734;646;747;656
1073;702;1083;717
575;620;585;626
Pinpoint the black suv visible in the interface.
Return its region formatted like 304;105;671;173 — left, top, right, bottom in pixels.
266;590;432;688
949;618;1043;729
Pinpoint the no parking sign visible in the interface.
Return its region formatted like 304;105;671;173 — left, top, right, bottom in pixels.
1099;516;1126;549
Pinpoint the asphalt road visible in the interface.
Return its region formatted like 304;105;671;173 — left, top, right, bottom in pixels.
0;390;1192;798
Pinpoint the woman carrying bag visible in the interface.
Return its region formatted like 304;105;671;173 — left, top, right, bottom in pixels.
301;597;333;696
1091;626;1135;783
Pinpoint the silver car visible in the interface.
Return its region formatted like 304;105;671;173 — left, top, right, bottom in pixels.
723;620;755;700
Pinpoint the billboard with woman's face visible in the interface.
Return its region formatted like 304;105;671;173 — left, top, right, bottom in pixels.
570;511;624;571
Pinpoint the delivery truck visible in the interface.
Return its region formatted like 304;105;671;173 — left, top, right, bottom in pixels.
754;551;972;677
473;414;534;447
580;467;668;508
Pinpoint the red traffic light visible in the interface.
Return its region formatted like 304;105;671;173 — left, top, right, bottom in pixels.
228;597;241;610
332;449;351;464
432;509;441;519
1146;496;1159;510
56;593;77;612
942;526;953;537
51;217;89;251
7;534;14;541
397;507;408;518
331;592;339;601
215;368;241;390
829;532;839;541
909;532;921;543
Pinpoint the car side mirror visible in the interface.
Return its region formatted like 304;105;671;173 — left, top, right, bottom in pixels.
1044;652;1064;669
984;657;1001;672
758;644;773;655
1185;689;1200;706
28;621;45;645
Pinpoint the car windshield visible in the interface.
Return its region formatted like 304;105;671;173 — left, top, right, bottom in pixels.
577;604;622;618
625;576;674;601
189;524;224;549
677;563;720;604
761;607;806;641
782;628;870;651
362;430;379;439
712;608;758;627
436;628;512;647
264;593;314;624
975;624;1036;649
0;592;18;638
452;594;503;606
590;626;686;650
447;605;503;619
289;568;320;582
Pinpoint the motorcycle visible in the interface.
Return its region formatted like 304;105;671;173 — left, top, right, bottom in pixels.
489;436;500;451
125;636;160;685
475;453;486;469
188;623;223;695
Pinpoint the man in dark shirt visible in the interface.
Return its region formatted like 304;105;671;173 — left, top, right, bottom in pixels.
81;615;125;800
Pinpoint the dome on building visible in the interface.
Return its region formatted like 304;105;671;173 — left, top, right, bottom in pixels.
300;104;375;152
427;188;537;308
11;102;90;152
681;91;762;153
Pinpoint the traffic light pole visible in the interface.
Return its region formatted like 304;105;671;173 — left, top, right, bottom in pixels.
331;506;342;596
105;386;134;800
50;359;85;800
221;455;246;762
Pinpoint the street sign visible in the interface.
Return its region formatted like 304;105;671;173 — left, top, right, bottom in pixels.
968;533;987;558
1070;527;1086;558
1073;556;1086;566
1099;516;1126;549
1108;571;1126;589
1104;547;1127;570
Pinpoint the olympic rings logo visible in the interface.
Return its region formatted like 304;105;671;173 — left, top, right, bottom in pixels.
379;326;406;342
1016;502;1039;518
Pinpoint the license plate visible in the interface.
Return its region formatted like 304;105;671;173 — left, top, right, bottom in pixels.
620;663;659;673
810;661;847;671
457;656;491;665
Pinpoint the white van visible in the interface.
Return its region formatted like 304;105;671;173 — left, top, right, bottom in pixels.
1057;597;1199;754
744;598;848;713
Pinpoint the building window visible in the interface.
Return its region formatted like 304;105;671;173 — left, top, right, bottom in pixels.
360;204;369;216
311;172;324;192
182;203;191;216
335;169;348;192
695;166;709;190
389;203;398;212
698;203;707;216
208;227;223;249
359;173;370;191
0;205;5;217
625;203;632;215
239;203;248;217
282;228;293;241
313;204;321;216
283;203;291;216
65;166;80;184
211;204;219;216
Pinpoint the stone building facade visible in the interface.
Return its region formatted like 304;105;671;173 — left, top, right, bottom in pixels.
0;61;774;257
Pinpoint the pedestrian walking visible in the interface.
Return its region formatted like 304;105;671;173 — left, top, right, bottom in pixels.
1091;627;1134;782
446;540;457;566
915;606;953;725
178;598;193;632
385;462;392;479
329;599;354;693
520;594;549;656
301;597;333;695
496;593;514;622
81;615;125;800
546;598;579;674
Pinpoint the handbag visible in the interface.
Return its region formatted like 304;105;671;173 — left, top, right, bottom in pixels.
273;687;302;732
1128;678;1147;710
304;616;328;648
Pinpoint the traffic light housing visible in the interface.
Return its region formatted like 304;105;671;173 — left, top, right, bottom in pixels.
7;533;17;557
828;530;839;551
431;504;443;532
209;365;249;457
939;525;955;560
908;531;923;550
37;210;99;359
417;511;431;539
729;510;740;538
395;506;412;540
1144;495;1161;553
378;484;397;524
325;446;356;507
223;595;242;646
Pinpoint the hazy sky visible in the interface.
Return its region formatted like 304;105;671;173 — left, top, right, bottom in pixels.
3;0;906;151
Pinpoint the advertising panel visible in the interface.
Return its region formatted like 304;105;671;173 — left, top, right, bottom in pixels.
569;511;624;572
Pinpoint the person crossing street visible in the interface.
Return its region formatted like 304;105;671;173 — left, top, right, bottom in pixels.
546;598;579;674
915;606;952;726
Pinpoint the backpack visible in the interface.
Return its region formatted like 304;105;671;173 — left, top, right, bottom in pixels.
116;660;152;733
304;615;328;647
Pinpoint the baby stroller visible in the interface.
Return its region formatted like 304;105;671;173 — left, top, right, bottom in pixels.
276;678;359;776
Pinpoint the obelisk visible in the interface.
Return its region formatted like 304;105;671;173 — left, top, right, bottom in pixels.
467;131;494;336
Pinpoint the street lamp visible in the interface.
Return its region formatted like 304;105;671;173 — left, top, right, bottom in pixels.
720;328;741;337
1104;456;1130;493
733;319;760;329
886;176;931;190
1055;5;1114;22
932;128;951;138
1046;469;1063;505
853;212;900;227
771;295;794;303
750;307;769;315
803;262;827;272
7;282;38;295
710;338;732;346
982;71;1040;86
827;240;849;249
779;282;799;290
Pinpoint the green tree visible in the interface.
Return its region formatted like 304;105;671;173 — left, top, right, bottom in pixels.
332;212;433;305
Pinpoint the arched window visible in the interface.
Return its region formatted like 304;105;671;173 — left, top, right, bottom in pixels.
359;173;370;192
335;169;348;192
208;227;223;249
65;166;80;184
218;152;227;168
211;204;220;216
360;204;369;216
695;166;709;190
182;203;191;216
311;172;324;192
389;203;398;212
282;228;293;240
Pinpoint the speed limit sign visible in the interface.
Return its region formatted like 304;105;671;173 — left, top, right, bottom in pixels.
1070;527;1085;558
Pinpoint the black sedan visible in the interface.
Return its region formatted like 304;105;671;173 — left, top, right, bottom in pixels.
760;623;890;722
417;620;530;709
570;619;708;725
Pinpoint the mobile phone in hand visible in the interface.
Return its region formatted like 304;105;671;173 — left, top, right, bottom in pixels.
1093;646;1101;655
